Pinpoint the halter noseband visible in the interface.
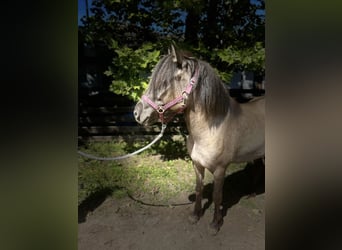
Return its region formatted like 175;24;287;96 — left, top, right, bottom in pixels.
142;67;199;124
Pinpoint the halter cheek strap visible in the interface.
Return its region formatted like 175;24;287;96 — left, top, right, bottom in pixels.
142;67;199;124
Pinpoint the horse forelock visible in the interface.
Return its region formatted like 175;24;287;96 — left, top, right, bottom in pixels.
146;55;178;99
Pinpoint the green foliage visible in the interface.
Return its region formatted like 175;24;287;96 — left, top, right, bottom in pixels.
80;0;265;101
190;42;265;84
216;42;265;72
104;41;161;101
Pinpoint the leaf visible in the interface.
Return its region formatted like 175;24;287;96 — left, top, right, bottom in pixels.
104;70;112;76
110;39;118;49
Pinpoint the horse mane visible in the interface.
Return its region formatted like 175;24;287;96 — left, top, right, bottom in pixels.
191;59;230;120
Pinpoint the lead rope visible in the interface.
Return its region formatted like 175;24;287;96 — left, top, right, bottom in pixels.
78;124;167;161
78;123;193;207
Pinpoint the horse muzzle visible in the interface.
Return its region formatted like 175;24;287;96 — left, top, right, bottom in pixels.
133;100;157;126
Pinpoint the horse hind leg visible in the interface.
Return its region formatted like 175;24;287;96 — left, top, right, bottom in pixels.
209;167;225;234
188;162;205;224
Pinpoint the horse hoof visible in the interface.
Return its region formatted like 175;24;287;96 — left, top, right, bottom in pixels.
209;220;223;235
208;226;219;235
188;214;200;224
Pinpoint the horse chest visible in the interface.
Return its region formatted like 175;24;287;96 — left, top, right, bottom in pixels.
187;136;230;170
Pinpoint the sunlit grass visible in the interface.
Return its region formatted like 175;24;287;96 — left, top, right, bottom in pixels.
78;139;246;205
78;139;194;205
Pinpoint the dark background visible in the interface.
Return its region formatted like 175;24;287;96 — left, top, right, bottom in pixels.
1;1;342;250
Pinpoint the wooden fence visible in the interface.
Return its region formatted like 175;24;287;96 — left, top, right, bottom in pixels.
78;92;187;142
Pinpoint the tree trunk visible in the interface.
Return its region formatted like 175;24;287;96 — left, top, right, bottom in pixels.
204;0;219;48
185;6;200;47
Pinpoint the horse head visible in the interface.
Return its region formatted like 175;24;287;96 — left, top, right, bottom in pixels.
134;45;198;125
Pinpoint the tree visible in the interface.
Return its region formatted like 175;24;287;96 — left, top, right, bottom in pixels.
79;0;265;101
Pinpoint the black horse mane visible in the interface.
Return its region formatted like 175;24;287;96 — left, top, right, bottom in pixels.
147;52;230;120
192;59;230;119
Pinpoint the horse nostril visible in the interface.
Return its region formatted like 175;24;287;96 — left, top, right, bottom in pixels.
134;102;143;122
133;109;140;122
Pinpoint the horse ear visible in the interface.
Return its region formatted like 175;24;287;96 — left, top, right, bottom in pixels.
170;44;182;67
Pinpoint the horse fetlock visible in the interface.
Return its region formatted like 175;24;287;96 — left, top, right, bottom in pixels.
188;213;200;224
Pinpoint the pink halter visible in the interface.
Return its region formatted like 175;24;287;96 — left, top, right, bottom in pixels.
142;67;199;124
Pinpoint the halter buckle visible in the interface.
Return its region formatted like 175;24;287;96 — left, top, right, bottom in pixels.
181;92;188;106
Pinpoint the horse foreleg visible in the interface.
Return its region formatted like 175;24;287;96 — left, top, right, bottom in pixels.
189;162;205;224
210;168;225;234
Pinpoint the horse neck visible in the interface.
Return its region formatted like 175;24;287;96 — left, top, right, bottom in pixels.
183;95;239;137
183;60;239;134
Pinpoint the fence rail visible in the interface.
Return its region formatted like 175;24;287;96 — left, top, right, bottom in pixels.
78;99;186;142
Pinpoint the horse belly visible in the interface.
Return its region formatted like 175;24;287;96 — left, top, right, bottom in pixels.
233;141;264;163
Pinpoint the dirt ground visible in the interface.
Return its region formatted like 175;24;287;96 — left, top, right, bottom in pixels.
78;163;265;250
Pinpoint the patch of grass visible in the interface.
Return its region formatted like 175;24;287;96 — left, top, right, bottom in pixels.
227;162;248;174
78;139;248;206
112;188;128;199
78;139;194;205
123;134;189;160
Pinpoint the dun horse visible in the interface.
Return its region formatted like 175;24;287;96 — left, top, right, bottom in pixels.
134;45;265;234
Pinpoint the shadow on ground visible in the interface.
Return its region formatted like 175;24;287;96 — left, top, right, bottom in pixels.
78;188;114;223
189;158;265;218
78;159;264;224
